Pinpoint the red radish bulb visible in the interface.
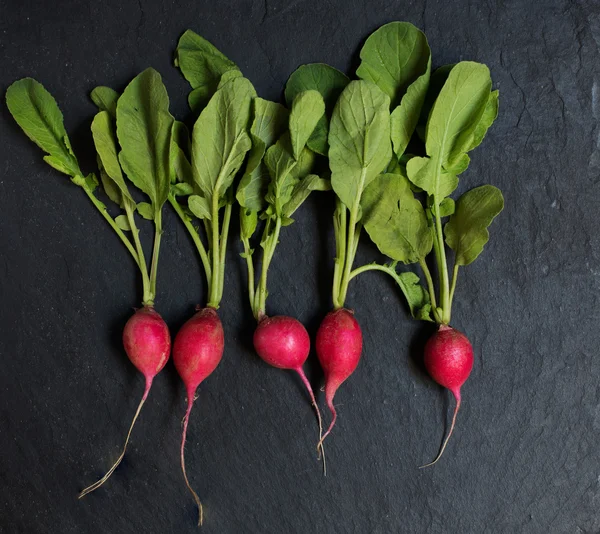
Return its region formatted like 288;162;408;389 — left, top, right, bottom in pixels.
79;306;171;498
253;315;325;463
253;316;310;370
421;324;473;468
316;308;363;446
173;307;224;526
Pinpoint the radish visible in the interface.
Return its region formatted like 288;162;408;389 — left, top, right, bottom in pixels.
236;88;330;469
6;70;176;495
170;48;257;523
173;307;224;525
315;78;393;447
79;307;170;497
315;309;362;445
419;325;473;467
351;32;504;466
253;316;323;463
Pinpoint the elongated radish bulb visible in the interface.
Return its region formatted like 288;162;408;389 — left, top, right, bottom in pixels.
315;308;362;446
173;307;224;526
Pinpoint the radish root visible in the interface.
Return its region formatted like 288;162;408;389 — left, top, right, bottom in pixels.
78;378;152;499
419;392;461;469
296;368;326;476
317;394;337;451
181;395;203;526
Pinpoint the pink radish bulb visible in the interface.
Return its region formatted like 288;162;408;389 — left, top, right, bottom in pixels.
253;315;310;369
79;306;171;498
173;307;224;526
421;324;474;468
253;315;325;462
315;308;363;445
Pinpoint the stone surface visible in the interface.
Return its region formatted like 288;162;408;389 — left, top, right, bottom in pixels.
1;0;600;532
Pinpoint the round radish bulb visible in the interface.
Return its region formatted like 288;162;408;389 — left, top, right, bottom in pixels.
173;307;224;526
253;315;310;369
316;308;362;445
421;324;473;467
79;306;171;498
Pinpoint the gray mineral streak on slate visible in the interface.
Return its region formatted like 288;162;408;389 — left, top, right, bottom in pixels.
1;0;600;532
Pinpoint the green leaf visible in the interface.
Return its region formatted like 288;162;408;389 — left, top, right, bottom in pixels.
240;208;258;239
468;89;499;151
170;121;194;187
362;173;432;264
288;147;316;181
91;111;133;203
389;55;431;158
175;30;239;105
136;202;154;220
289;90;325;160
425;62;492;167
264;132;297;214
84;173;99;192
172;182;194;196
218;68;243;88
445;185;504;266
357;22;432;160
98;157;123;207
285;63;349;155
117;68;174;212
115;215;131;231
356;22;430;109
191;76;255;201
188;194;212;220
90;86;119;117
6;78;80;177
283;174;330;218
417;64;454;139
188;71;243;114
329;80;392;217
406;156;458;199
237;98;289;211
438;197;455;217
406;62;492;199
395;270;432;320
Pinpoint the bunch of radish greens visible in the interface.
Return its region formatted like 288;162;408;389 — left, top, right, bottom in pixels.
310;22;503;465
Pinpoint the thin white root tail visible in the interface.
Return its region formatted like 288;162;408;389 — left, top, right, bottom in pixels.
296;368;327;476
78;381;151;499
181;397;203;527
419;395;461;469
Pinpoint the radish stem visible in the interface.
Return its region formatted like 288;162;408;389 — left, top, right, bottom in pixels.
124;198;152;305
82;187;140;268
168;195;211;285
448;263;459;310
149;209;163;301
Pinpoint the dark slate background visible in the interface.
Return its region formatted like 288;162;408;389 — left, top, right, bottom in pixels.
1;0;599;532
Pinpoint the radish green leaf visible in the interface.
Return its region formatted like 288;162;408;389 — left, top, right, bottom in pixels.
117;68;174;212
6;78;81;178
444;185;504;265
329;80;392;218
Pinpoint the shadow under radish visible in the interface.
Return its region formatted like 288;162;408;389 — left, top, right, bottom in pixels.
408;320;435;379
